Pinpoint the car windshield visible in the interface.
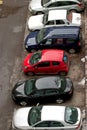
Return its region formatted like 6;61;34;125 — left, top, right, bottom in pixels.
28;106;42;126
65;107;78;124
55;77;66;92
36;29;46;43
24;79;36;95
30;51;42;65
43;13;48;24
41;0;51;6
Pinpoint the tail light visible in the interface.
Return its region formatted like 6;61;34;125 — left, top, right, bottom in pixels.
69;89;72;94
78;3;84;7
76;122;81;130
78;42;81;46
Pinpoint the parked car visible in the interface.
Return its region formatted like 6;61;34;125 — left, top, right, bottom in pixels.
22;49;69;76
28;9;81;30
12;76;73;106
25;26;82;54
12;105;82;130
29;0;85;14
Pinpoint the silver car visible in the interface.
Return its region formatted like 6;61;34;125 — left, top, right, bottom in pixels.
12;105;82;130
29;0;85;14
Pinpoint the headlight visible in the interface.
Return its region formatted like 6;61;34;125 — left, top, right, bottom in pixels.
25;45;28;48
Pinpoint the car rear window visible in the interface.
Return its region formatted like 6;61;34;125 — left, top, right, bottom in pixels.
63;53;68;64
65;107;78;124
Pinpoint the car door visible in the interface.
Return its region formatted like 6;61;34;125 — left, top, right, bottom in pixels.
51;61;61;74
44;89;59;103
34;121;66;130
52;38;65;50
39;39;52;50
33;61;51;74
30;90;45;104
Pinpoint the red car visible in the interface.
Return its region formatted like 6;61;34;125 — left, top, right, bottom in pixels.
22;49;69;76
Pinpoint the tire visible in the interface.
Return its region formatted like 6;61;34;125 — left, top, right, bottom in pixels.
56;99;64;104
59;71;67;76
26;71;34;76
69;48;76;54
20;101;27;106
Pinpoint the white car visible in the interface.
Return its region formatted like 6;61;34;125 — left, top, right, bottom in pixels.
29;0;85;14
12;105;82;130
28;10;81;30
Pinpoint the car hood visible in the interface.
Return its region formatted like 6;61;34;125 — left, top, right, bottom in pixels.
25;31;38;46
13;107;31;129
28;14;44;30
29;0;42;10
72;12;81;26
13;82;25;96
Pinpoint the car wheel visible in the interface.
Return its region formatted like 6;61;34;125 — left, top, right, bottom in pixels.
20;101;27;106
69;48;76;54
59;71;67;76
26;71;34;76
56;99;63;104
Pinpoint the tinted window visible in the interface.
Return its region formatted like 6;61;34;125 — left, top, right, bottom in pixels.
28;106;42;125
66;38;75;44
56;20;65;24
37;62;50;67
65;107;78;124
25;79;36;95
52;61;60;66
47;2;57;7
46;20;54;25
35;121;50;127
50;121;64;127
63;53;68;64
32;90;44;96
45;89;58;95
60;1;77;6
30;51;42;65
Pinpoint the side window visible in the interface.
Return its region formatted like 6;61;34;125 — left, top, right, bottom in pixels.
55;38;63;44
61;1;77;6
34;121;50;127
56;20;65;25
37;62;50;67
46;20;54;25
45;89;58;95
66;38;75;44
32;90;44;96
45;39;52;45
50;121;64;127
47;2;58;7
52;61;60;66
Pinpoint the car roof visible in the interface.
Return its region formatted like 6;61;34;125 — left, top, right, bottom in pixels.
35;76;63;90
41;105;65;121
44;26;80;39
41;49;64;62
48;10;67;21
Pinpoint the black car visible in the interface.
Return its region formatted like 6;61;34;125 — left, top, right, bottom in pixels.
12;76;73;106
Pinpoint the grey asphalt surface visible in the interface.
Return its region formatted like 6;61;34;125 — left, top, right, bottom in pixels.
0;0;29;130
